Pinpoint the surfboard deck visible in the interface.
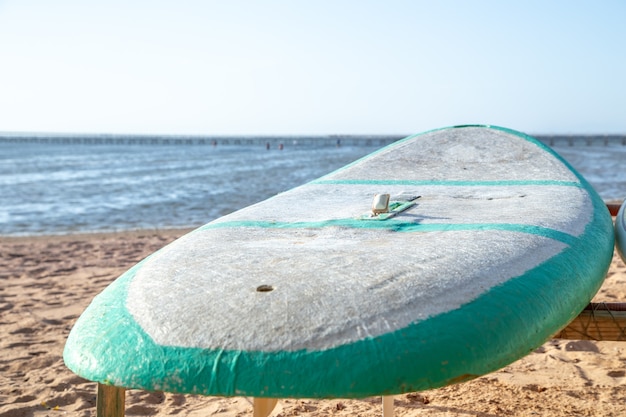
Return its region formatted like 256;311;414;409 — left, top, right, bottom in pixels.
64;125;614;398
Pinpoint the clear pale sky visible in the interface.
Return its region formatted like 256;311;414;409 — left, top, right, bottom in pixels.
0;1;624;135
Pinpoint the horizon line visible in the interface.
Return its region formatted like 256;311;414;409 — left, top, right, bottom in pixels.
2;130;626;138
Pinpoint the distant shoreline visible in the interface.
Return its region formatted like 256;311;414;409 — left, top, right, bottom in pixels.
0;133;405;147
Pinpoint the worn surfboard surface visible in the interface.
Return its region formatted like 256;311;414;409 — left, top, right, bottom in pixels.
64;125;614;398
616;201;626;263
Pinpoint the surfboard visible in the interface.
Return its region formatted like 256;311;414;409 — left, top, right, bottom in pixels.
616;200;626;263
64;125;614;400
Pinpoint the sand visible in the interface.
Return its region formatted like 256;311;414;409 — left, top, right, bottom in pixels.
1;228;626;417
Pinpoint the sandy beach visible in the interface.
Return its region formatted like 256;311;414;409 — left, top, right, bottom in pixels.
2;228;626;417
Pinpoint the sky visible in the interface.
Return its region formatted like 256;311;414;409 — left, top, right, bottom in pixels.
0;1;625;136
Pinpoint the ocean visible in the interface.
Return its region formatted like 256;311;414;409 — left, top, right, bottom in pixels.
1;135;625;236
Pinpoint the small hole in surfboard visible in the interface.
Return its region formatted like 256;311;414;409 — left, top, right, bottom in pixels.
256;285;274;292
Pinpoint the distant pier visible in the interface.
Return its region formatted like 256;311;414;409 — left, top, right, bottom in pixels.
537;135;626;147
1;133;625;147
0;134;405;147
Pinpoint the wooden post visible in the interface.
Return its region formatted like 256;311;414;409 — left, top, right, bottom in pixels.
382;396;394;417
253;397;278;417
97;384;125;417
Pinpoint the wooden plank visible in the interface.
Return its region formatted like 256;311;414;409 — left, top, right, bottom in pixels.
555;303;626;341
607;202;622;216
253;398;278;417
96;384;125;417
382;396;395;417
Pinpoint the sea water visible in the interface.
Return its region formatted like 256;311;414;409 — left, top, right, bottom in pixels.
551;143;626;203
0;141;382;236
1;138;624;236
